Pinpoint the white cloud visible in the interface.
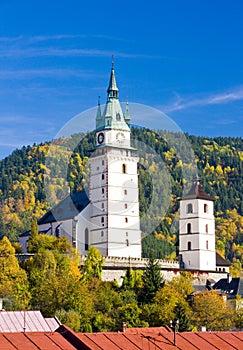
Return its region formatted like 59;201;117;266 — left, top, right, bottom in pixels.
0;68;96;80
162;87;243;113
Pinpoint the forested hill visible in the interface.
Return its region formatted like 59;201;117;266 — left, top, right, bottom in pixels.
0;129;242;269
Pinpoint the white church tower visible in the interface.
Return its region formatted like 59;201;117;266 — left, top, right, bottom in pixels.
179;176;216;271
88;62;141;258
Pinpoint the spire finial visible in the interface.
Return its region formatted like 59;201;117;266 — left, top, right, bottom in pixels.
107;57;118;99
112;55;114;69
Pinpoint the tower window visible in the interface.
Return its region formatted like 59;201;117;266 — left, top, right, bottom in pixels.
101;217;104;223
125;217;128;223
126;239;129;246
85;228;89;251
205;224;208;233
124;203;128;209
187;203;193;213
102;173;105;180
122;164;127;174
187;223;192;234
124;189;127;195
102;188;105;194
188;241;192;251
101;202;104;209
204;204;208;213
102;160;105;166
101;230;104;237
206;240;209;250
126;232;128;237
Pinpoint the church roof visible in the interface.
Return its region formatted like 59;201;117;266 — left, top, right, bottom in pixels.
96;62;130;132
216;252;231;267
182;177;213;201
38;190;90;225
213;277;243;298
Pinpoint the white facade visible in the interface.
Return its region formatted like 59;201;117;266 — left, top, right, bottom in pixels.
179;181;216;271
88;63;141;258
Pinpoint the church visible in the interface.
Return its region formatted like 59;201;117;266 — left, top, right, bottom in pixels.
33;62;141;259
20;63;222;273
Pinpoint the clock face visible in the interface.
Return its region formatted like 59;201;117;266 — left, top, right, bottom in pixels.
97;132;105;145
116;132;125;143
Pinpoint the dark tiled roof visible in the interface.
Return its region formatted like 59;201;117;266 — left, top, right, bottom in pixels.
38;190;90;224
216;252;231;267
182;179;213;201
213;277;242;297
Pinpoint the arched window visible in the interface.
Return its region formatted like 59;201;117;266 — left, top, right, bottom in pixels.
101;217;104;223
124;203;128;209
205;224;208;233
102;188;105;194
126;239;129;246
124;189;127;195
187;203;193;214
122;164;127;174
85;228;89;251
102;173;105;180
188;241;192;251
125;217;128;223
187;223;191;234
206;240;209;250
204;204;208;213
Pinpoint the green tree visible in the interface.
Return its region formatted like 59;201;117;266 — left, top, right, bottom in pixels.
139;253;164;303
82;246;105;280
55;309;81;331
143;284;188;327
192;290;234;331
174;299;191;331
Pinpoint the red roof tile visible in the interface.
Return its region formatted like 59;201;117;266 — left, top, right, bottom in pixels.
0;332;78;350
125;326;171;333
197;332;237;350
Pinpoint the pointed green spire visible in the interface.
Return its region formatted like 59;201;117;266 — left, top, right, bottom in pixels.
96;96;104;130
107;59;119;99
124;101;131;126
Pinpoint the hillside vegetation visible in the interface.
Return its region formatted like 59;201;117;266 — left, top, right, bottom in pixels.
0;128;242;269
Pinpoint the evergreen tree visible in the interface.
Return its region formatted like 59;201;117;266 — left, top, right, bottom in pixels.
174;300;191;331
139;252;164;303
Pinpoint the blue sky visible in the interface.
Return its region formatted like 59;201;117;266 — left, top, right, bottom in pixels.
0;0;243;159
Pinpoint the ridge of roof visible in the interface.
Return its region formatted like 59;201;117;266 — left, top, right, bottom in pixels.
182;178;213;201
38;190;90;225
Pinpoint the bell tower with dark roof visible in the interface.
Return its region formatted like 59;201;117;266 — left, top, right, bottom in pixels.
179;176;216;271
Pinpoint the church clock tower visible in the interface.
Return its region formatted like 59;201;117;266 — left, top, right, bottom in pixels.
179;177;216;271
88;62;141;258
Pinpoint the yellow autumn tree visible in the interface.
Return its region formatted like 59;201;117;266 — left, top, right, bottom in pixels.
0;237;30;309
